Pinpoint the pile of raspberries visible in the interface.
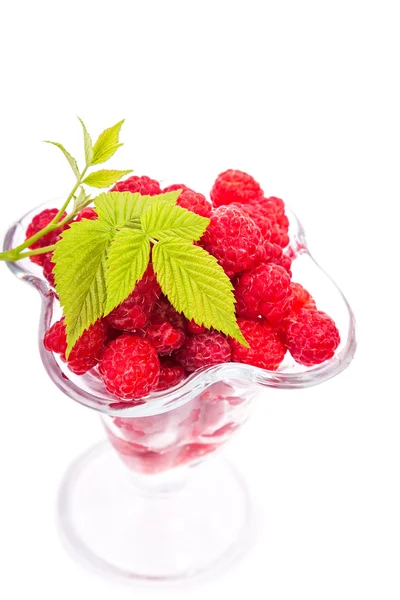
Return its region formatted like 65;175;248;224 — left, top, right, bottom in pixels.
27;170;340;401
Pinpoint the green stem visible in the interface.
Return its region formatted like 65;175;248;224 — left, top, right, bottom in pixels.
49;167;88;227
0;244;57;262
17;244;57;259
0;250;18;262
8;165;89;257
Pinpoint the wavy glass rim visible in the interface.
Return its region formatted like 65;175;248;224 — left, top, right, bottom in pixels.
2;201;356;417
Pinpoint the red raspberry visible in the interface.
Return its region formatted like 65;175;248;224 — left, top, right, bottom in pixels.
43;319;67;355
175;443;218;468
150;296;186;332
113;399;192;437
177;190;212;218
25;208;68;266
255;197;289;247
44;317;108;375
42;252;56;287
99;335;160;399
192;397;228;438
281;309;340;366
145;322;185;355
201;205;265;277
163;183;191;193
111;175;161;196
106;265;161;331
210;170;263;208
201;382;247;406
235;263;293;324
156;358;186;391
279;255;292;276
290;283;316;313
106;431;179;473
75;207;97;221
264;242;292;276
175;332;231;372
230;318;286;370
186;319;207;335
231;202;272;241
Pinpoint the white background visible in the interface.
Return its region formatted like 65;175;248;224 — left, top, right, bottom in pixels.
0;1;399;598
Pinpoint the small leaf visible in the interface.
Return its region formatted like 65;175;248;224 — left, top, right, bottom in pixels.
73;186;91;212
53;220;114;356
142;201;209;241
95;191;179;228
78;117;93;165
105;228;150;315
152;238;248;346
44;141;80;180
91;119;125;165
83;169;132;189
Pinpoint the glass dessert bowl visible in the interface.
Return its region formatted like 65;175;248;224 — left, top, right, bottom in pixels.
3;199;356;583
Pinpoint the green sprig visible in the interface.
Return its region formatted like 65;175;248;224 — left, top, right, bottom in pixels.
0;118;130;263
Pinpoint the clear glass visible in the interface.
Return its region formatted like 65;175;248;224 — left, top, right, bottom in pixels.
2;199;356;582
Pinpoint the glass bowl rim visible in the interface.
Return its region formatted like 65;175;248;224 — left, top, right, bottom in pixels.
3;199;357;417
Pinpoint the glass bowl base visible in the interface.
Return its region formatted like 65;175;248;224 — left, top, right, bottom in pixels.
58;441;253;583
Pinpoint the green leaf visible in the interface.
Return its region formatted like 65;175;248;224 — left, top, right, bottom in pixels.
95;191;179;228
77;117;93;165
151;190;181;205
123;218;142;230
44;141;80;180
95;192;150;227
105;228;150;315
83;169;132;189
152;238;248;346
53;220;114;356
141;201;209;241
91;119;125;165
